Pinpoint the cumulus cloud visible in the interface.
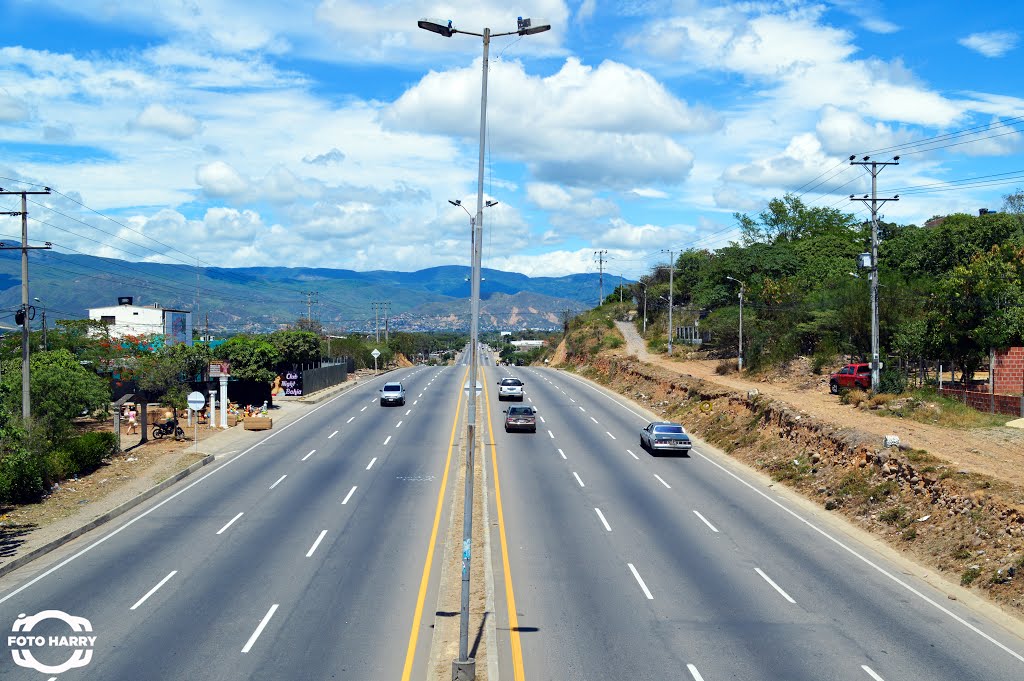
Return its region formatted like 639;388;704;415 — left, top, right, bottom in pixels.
135;103;201;139
959;31;1020;58
386;57;713;188
303;148;345;165
814;106;911;155
196;161;249;197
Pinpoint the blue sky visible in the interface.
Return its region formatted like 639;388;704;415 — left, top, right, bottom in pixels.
0;1;1021;280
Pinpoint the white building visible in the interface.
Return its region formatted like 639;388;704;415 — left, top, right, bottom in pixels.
88;297;193;346
510;340;545;349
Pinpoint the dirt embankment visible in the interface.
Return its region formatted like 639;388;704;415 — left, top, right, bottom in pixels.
570;354;1024;616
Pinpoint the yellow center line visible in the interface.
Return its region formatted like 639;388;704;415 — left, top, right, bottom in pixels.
401;366;469;681
483;371;527;680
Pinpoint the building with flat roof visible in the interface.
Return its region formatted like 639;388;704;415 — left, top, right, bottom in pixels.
88;297;192;346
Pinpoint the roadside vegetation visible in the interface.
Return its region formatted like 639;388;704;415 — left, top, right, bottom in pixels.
620;190;1024;386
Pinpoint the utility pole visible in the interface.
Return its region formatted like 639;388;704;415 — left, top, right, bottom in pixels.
40;308;47;351
372;301;382;342
726;276;746;371
1;187;52;421
661;249;675;356
301;290;318;326
594;250;608;306
384;301;390;342
850;155;899;392
619;273;623;303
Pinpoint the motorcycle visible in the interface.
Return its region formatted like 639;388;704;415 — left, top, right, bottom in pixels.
153;417;184;440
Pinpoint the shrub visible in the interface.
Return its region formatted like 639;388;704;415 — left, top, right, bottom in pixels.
0;448;47;503
840;389;868;407
715;359;737;375
811;352;833;375
604;336;624;349
67;431;118;473
47;448;79;480
878;506;906;525
961;566;982;586
878;368;907;394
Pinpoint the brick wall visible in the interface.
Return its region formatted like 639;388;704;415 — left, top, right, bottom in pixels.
994;346;1024;396
939;388;1024;417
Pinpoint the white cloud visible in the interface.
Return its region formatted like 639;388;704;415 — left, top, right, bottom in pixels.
814;106;910;155
0;92;30;122
576;0;596;23
629;188;669;199
599;218;695;250
135;103;201;139
303;148;345;165
196;161;249;197
386;57;712;188
959;31;1020;58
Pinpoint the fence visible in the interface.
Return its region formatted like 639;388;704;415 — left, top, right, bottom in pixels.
298;363;348;396
938;387;1024;417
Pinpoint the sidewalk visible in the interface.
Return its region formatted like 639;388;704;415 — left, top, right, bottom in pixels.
0;377;363;576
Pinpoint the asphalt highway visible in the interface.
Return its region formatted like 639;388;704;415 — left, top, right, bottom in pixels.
2;346;1023;681
484;363;1024;681
0;364;466;681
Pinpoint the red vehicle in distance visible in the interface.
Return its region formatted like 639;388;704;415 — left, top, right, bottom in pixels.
829;363;872;394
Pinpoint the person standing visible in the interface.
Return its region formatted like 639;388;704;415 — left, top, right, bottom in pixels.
126;405;138;435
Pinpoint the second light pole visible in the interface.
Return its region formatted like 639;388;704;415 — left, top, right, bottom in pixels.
726;276;746;371
420;15;550;681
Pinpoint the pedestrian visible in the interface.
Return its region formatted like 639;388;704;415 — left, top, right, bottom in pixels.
126;405;138;435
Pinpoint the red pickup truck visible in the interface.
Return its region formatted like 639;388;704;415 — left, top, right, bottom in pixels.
829;363;871;393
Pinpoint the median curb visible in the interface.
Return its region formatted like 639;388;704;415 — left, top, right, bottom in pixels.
0;453;215;580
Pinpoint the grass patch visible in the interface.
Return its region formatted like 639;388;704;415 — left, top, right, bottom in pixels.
874;388;1012;429
961;566;982;586
835;470;872;500
878;506;906;525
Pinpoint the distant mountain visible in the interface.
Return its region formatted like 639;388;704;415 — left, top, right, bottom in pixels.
0;251;622;333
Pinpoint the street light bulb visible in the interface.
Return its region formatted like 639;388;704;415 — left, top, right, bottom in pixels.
418;19;454;37
449;199;461;206
519;24;551;35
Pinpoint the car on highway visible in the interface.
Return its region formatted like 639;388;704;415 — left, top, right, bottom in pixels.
503;405;537;432
639;421;692;455
379;381;406;406
497;377;525;401
829;362;871;394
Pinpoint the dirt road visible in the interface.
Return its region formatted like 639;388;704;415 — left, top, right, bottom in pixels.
614;321;1024;488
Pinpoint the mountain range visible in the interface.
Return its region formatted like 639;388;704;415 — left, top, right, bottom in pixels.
0;250;618;333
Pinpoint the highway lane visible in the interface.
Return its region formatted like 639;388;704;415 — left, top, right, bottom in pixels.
486;364;1024;681
0;365;464;680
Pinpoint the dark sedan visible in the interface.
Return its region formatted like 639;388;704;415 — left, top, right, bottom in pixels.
503;405;537;433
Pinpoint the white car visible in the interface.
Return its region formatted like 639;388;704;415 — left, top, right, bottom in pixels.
497;377;525;401
379;382;406;406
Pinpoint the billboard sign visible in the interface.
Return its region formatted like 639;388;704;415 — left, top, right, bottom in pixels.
282;371;303;396
163;311;192;347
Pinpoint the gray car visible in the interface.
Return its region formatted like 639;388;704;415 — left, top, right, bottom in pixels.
497;377;525;401
379;381;406;406
640;421;692;455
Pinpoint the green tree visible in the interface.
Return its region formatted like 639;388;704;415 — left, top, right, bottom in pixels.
0;349;110;432
218;335;281;383
269;330;321;366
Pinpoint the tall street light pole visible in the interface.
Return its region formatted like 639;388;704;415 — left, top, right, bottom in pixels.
661;249;675;355
420;16;549;681
726;276;746;372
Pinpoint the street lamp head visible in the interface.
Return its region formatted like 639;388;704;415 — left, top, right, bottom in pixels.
449;199;461;206
725;276;736;282
485;200;498;208
418;19;454;37
519;23;551;36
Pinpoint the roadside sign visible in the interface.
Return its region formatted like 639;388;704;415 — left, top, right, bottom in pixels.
371;348;381;359
210;361;230;377
187;391;206;411
463;381;483;394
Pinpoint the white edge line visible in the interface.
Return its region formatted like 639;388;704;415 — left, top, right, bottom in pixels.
755;567;796;604
241;604;279;653
572;471;585;488
627;563;654;600
861;666;885;681
216;512;244;535
366;457;377;470
0;382;359;606
130;570;177;611
306;530;328;558
269;474;287;490
692;450;1024;663
693;510;720;533
594;508;612;532
328;430;338;439
626;449;639;460
342;486;358;505
555;367;1024;663
687;664;706;681
653;473;671;489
